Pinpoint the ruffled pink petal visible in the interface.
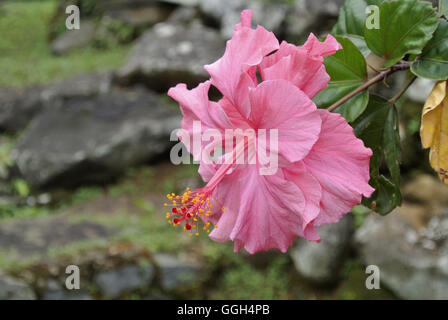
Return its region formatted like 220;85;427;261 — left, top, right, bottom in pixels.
302;109;374;226
218;97;252;129
235;9;253;30
248;79;322;163
259;35;341;98
261;48;330;98
206;169;244;243
283;162;322;241
168;81;233;158
220;166;307;254
204;11;279;118
259;41;297;72
302;33;342;57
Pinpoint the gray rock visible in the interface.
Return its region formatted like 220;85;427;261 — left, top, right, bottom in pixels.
40;71;113;102
153;253;200;290
290;214;353;284
0;71;113;133
199;0;289;39
94;264;155;299
116;22;224;92
0;217;115;257
52;21;96;55
0;87;43;133
163;0;200;6
0;274;36;300
355;211;448;299
166;6;199;25
286;0;315;40
102;5;173;28
14;89;180;188
305;0;344;17
286;0;344;40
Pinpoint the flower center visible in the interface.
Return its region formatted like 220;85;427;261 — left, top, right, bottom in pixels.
164;137;251;236
164;187;220;236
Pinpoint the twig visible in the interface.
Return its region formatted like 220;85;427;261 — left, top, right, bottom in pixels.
327;62;412;112
388;75;417;104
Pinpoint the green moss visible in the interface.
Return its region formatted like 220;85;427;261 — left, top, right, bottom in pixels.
47;238;110;259
0;135;15;179
66;207;183;253
0;0;130;88
71;186;104;205
326;259;396;300
209;257;292;300
0;248;40;272
0;204;52;221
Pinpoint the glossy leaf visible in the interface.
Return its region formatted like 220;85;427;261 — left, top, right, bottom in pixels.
353;95;402;215
331;0;383;56
367;176;402;215
332;0;384;36
332;0;371;36
364;0;439;68
440;0;448;17
411;19;448;80
383;105;401;186
313;37;368;122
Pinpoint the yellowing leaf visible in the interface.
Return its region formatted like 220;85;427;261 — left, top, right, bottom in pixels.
421;80;448;184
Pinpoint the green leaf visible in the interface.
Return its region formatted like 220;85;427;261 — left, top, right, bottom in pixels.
440;0;448;17
332;0;370;36
383;104;401;186
336;91;370;122
353;95;402;215
366;176;402;215
411;19;448;80
313;37;369;122
331;0;383;56
345;35;370;58
364;0;439;68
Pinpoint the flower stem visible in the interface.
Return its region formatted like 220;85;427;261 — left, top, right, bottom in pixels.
327;61;412;112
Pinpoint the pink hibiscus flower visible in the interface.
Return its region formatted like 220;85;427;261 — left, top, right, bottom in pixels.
166;9;374;254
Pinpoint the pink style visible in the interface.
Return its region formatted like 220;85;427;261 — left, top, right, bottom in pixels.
166;9;374;254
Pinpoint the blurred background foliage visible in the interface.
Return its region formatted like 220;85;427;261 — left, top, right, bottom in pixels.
0;0;130;87
0;0;445;300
